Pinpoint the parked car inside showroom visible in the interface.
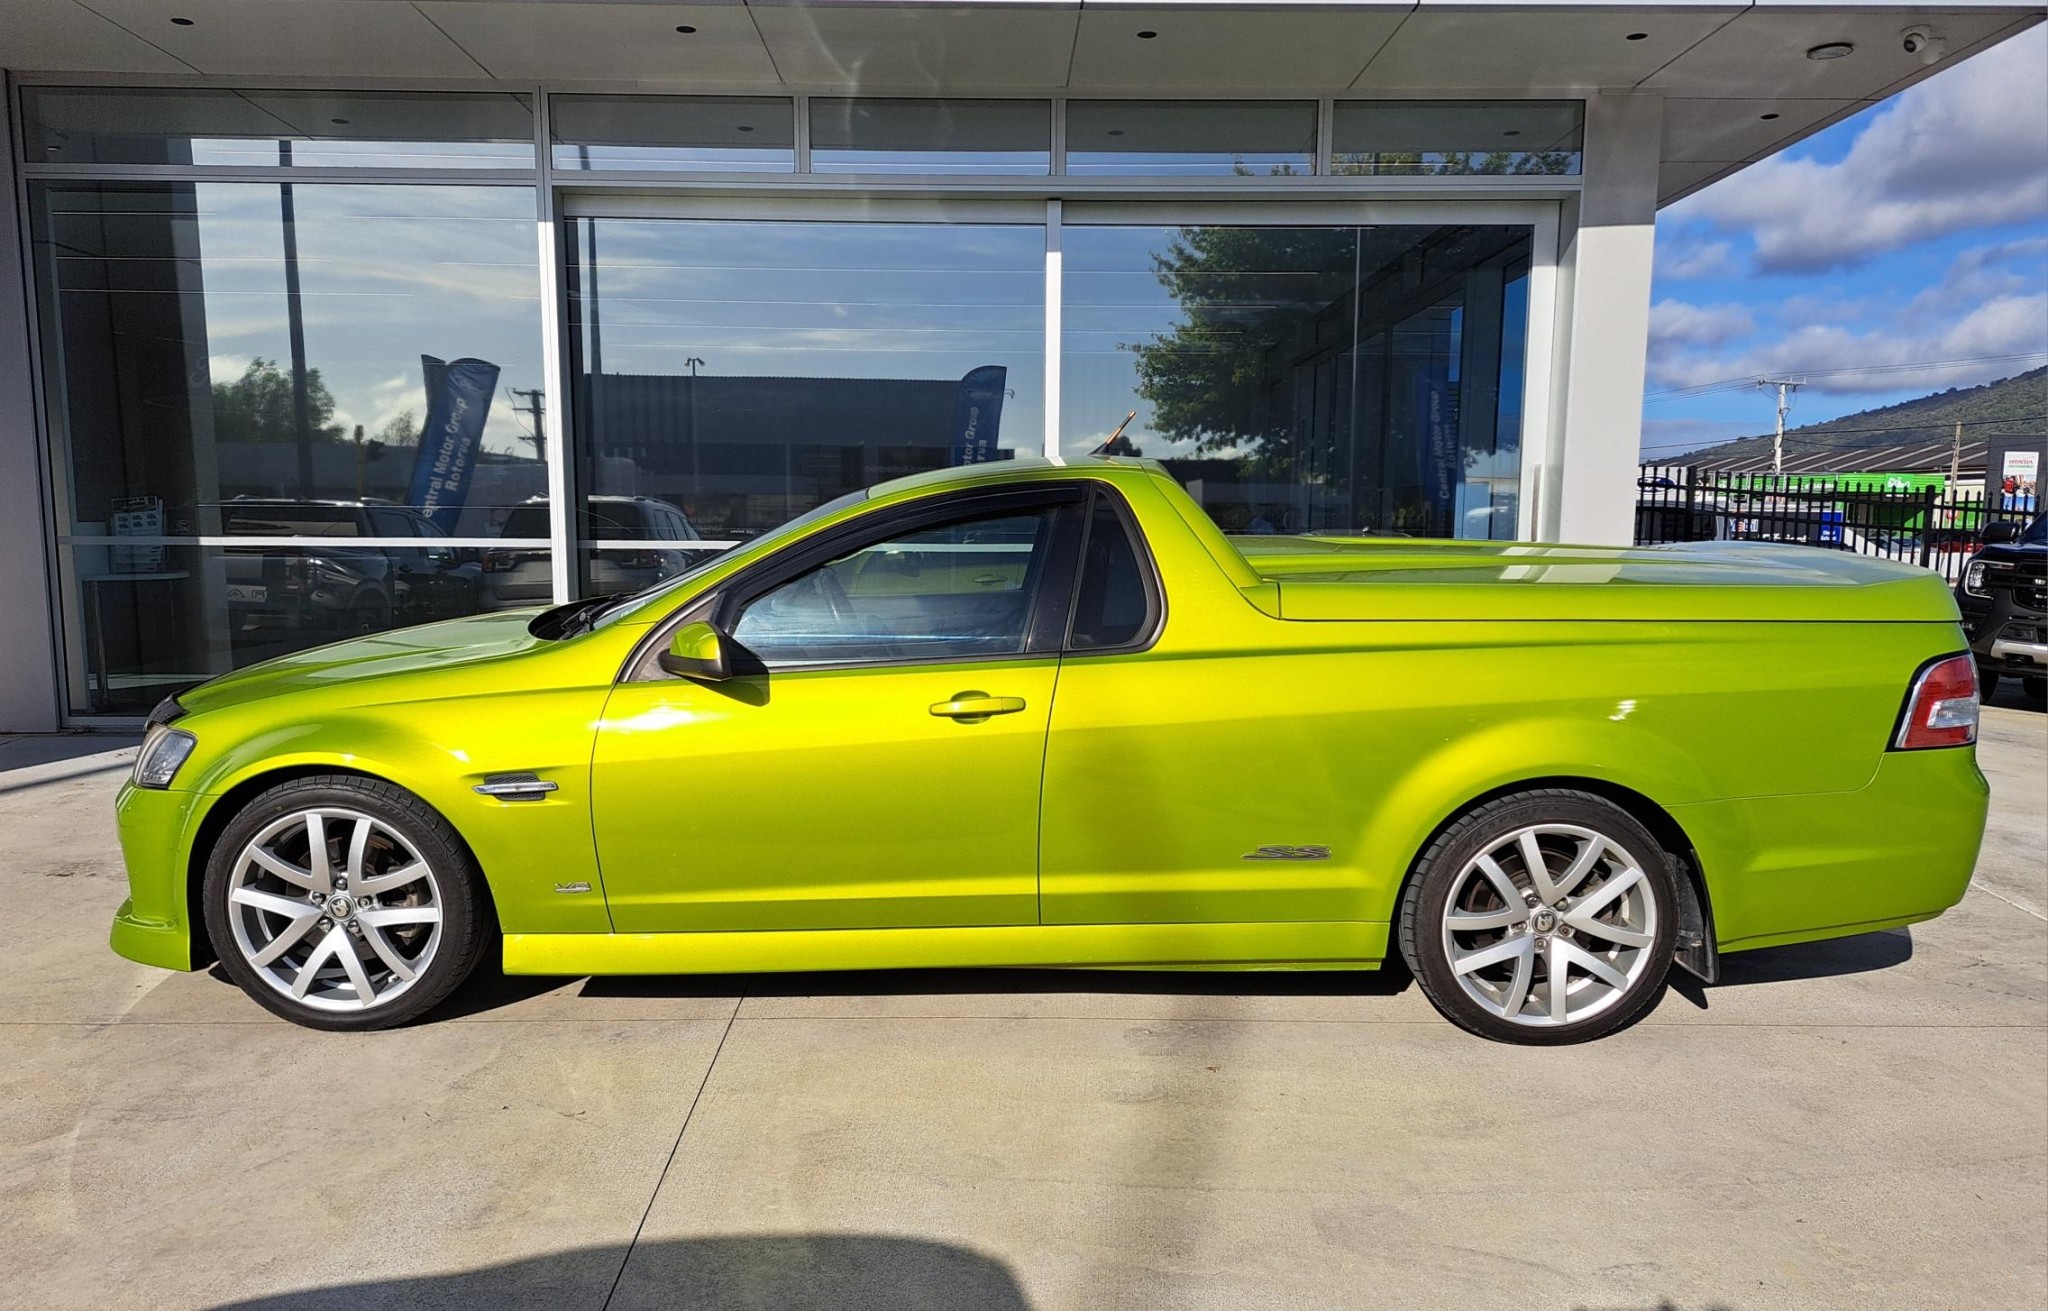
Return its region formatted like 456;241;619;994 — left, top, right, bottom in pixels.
482;495;704;610
1956;512;2047;701
114;459;1988;1044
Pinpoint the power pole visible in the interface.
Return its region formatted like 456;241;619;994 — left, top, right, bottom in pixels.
1947;420;1963;492
509;388;546;460
1758;377;1803;474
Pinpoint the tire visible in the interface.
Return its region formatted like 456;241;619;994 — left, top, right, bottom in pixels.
345;593;391;635
1398;789;1678;1045
202;775;491;1030
2025;676;2046;704
1979;669;1999;701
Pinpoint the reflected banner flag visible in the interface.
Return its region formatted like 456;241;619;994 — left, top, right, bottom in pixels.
950;364;1008;466
408;355;500;532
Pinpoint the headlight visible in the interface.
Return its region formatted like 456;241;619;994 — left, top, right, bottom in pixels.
132;727;197;790
1963;561;1988;597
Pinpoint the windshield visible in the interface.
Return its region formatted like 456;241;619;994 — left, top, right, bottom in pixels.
585;487;873;629
2024;515;2047;547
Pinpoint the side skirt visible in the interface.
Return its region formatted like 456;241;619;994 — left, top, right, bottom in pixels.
503;920;1389;977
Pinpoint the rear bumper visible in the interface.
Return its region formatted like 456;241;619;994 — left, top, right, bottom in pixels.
108;781;205;971
1675;745;1988;953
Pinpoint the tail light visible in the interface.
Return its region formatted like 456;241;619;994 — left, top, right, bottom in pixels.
1892;654;1979;751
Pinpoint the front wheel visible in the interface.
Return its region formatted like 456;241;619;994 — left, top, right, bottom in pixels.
1399;790;1678;1045
202;776;491;1030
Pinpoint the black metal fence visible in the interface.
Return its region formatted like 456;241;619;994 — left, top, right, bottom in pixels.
1634;465;2039;583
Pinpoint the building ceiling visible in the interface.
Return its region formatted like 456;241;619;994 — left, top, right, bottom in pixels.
4;0;2041;204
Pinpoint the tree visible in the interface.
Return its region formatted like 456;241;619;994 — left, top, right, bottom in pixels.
210;357;342;444
376;409;421;446
1130;226;1362;476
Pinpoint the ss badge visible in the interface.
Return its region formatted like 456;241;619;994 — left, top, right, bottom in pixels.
1242;845;1331;861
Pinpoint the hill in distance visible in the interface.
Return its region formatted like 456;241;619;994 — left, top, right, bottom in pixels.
1675;366;2046;468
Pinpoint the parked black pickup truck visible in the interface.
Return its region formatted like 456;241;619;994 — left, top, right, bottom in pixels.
1956;512;2047;701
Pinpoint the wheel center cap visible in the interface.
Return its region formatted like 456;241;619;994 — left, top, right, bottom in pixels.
1531;907;1558;934
325;894;356;921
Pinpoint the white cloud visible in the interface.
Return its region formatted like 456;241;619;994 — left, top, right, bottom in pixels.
1670;26;2048;272
1650;298;1755;346
1656;238;1739;281
1647;289;2048;393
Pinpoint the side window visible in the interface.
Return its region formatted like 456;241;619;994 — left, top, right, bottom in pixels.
1070;495;1152;650
731;507;1061;668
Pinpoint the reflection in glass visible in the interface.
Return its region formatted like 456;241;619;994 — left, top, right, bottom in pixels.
1332;101;1583;176
30;183;546;540
1065;101;1315;176
550;96;795;171
810;99;1050;174
566;217;1044;552
56;542;522;715
22;87;536;169
1062;224;1531;540
732;510;1059;667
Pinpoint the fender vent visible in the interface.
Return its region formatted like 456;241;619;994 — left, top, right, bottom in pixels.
473;772;558;802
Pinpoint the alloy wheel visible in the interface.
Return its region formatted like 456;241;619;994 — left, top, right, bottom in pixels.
1438;823;1658;1028
225;807;443;1013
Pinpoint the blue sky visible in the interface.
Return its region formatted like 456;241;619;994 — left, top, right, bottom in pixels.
1642;24;2048;462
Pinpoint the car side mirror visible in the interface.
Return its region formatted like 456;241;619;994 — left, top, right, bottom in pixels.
658;620;730;682
1982;521;2021;545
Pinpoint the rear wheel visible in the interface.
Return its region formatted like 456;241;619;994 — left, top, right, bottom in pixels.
2025;676;2046;703
202;776;490;1030
1399;790;1678;1045
1979;668;2000;701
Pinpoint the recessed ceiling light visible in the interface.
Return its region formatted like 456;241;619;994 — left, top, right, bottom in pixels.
330;117;350;126
674;24;696;34
1502;129;1522;137
45;145;62;152
1136;30;1158;40
1625;32;1648;41
1760;112;1781;121
1806;41;1854;60
170;16;194;24
1108;129;1125;137
736;125;754;133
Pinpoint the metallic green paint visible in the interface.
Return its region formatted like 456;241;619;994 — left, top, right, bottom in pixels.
111;457;1988;989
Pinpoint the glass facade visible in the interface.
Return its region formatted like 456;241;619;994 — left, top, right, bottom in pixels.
1061;223;1531;538
565;215;1045;578
19;86;1564;717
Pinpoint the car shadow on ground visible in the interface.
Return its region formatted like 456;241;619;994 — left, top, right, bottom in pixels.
431;953;1422;1020
1663;927;1912;1010
431;927;1916;1023
203;1235;1031;1310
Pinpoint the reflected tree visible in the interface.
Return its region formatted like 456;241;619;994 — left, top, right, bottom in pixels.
211;357;343;444
1130;226;1359;478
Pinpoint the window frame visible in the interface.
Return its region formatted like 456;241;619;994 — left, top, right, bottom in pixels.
1060;486;1166;659
625;483;1091;682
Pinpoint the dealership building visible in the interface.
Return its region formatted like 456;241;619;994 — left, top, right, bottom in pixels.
1;0;2040;729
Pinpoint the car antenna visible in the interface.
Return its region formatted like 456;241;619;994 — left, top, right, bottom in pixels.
1091;411;1138;457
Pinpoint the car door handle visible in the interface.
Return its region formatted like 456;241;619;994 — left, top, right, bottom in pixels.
929;692;1027;720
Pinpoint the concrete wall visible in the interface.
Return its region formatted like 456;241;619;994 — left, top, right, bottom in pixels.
0;76;62;732
1546;92;1663;546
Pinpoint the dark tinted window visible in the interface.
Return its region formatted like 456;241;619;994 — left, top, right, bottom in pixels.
1070;496;1150;650
732;508;1058;668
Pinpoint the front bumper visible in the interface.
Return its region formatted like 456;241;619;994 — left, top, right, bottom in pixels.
108;781;207;971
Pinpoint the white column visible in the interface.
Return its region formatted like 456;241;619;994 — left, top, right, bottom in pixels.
0;76;63;731
1544;92;1663;545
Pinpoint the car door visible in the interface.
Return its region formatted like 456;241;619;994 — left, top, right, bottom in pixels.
592;486;1086;933
1038;488;1361;926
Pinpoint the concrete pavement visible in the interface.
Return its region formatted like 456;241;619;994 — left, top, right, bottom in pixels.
2;702;2042;1310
